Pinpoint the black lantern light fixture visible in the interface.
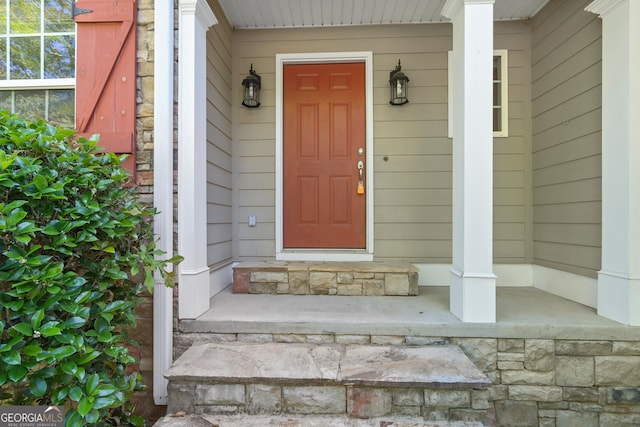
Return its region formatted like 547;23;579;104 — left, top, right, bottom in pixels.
242;64;261;108
389;60;409;105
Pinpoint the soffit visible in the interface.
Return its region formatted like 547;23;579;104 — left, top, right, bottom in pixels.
217;0;550;29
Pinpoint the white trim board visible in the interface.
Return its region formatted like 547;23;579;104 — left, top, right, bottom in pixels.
275;52;375;262
415;263;597;309
209;262;234;297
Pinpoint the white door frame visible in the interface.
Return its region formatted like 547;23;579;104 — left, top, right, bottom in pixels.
275;51;374;261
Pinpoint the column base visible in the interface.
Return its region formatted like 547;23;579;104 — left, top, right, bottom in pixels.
598;270;640;325
178;266;211;319
450;268;496;323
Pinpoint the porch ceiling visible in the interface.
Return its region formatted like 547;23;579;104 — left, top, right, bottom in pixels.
217;0;550;29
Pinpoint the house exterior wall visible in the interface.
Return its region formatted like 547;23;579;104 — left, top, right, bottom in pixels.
231;22;531;264
531;0;602;278
494;21;533;265
205;0;234;270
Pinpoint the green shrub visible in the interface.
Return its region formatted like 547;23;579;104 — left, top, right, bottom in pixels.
0;112;181;426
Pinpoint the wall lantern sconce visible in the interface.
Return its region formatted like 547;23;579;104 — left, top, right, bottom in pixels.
389;60;409;105
242;64;261;108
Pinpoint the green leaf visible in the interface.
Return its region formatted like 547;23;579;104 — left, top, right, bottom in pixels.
13;322;33;336
42;219;62;235
77;396;93;416
85;408;100;424
95;384;117;397
129;415;146;427
59;300;79;314
46;285;61;294
61;361;78;375
86;373;100;396
63;316;86;329
29;376;48;397
50;345;77;359
15;234;31;243
40;325;61;336
8;366;27;382
22;344;42;356
104;300;126;313
97;331;113;343
92;396;115;410
32;174;48;191
31;308;44;330
64;410;84;427
52;387;68;403
0;336;22;352
1;351;21;365
75;366;85;381
68;386;83;402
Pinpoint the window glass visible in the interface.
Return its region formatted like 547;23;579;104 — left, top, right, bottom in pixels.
0;0;75;125
10;36;41;79
493;56;502;132
44;0;73;32
492;51;508;137
44;34;74;78
0;90;10;110
0;2;6;34
14;89;45;118
10;0;41;34
0;38;6;79
48;88;73;125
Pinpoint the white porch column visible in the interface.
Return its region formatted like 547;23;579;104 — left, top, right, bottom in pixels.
586;0;640;325
178;0;217;319
442;0;496;323
152;0;176;405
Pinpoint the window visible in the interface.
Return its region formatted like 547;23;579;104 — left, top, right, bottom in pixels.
448;49;509;138
492;49;508;137
0;0;75;127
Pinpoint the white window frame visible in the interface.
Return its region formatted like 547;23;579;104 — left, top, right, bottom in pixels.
492;49;509;137
448;49;509;138
0;0;76;121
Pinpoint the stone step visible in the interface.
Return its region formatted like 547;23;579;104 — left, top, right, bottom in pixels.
232;261;419;296
154;413;487;427
164;343;491;424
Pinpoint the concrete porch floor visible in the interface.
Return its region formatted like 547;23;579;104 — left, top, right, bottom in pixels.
180;286;640;341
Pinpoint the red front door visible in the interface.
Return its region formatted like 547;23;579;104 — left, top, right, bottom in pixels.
283;62;366;248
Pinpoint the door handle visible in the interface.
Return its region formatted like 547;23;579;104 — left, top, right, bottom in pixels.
357;161;364;194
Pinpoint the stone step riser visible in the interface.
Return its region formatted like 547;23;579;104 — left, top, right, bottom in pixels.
165;343;492;424
233;261;419;296
167;381;491;422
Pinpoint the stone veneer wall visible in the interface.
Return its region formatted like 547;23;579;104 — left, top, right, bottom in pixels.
174;332;640;426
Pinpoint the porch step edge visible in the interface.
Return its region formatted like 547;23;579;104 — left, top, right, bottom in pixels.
164;342;490;388
154;414;487;427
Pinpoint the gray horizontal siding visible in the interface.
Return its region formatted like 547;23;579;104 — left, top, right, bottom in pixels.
531;0;602;278
206;0;234;270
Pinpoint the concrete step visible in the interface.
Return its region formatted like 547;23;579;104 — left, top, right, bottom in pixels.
154;413;487;426
163;343;491;424
232;261;419;296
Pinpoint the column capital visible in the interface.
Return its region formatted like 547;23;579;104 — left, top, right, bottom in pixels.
179;0;217;28
442;0;495;20
585;0;627;17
